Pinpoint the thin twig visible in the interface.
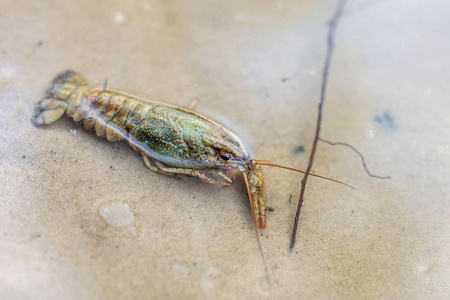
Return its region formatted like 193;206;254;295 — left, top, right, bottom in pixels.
319;138;391;179
289;0;347;251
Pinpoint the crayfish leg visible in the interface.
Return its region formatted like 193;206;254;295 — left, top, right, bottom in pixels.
154;161;232;186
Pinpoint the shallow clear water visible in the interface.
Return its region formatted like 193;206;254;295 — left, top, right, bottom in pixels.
1;0;449;298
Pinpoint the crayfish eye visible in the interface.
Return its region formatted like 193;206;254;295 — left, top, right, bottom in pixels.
220;152;232;161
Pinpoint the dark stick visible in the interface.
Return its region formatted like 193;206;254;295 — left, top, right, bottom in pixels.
289;0;347;251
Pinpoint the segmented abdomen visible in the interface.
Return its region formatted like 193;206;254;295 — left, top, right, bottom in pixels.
70;89;155;142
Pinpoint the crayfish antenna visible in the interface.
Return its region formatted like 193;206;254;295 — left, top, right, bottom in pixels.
243;171;271;283
252;159;354;189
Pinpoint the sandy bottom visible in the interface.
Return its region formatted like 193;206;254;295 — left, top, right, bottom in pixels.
0;0;448;299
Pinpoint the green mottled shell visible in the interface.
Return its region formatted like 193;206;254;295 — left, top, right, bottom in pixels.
84;89;249;169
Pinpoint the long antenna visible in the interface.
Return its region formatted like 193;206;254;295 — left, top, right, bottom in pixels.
243;172;271;286
253;160;354;189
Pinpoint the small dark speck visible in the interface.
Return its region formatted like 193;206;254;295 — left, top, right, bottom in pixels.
374;111;397;130
293;145;305;154
36;40;43;47
281;72;298;83
35;234;41;238
328;267;330;270
351;210;354;213
22;156;26;159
